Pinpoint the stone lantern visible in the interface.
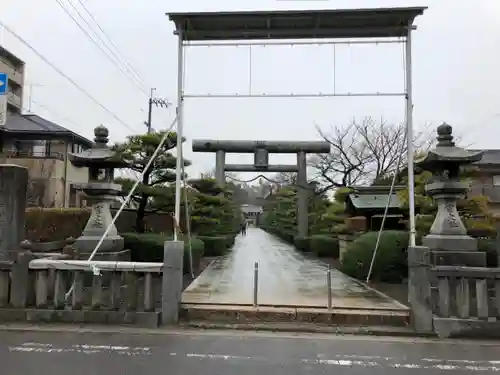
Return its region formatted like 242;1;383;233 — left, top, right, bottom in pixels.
69;125;130;260
416;123;484;265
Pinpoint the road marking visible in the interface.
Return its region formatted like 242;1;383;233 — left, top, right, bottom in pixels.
10;342;500;371
170;352;500;371
9;342;151;356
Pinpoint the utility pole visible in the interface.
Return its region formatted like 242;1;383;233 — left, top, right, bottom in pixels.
145;88;170;133
27;83;46;113
136;88;171;232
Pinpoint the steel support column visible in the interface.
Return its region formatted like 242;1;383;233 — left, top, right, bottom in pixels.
173;32;185;241
405;27;416;248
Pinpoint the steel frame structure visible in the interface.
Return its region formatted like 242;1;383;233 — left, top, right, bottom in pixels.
167;6;427;245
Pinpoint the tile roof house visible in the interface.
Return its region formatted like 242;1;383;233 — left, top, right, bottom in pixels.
0;113;92;208
468;149;500;214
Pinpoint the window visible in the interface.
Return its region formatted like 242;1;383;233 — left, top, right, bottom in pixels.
493;175;500;186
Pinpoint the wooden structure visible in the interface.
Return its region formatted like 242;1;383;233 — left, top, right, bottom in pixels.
344;186;407;230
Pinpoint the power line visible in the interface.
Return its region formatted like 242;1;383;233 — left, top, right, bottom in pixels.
53;0;149;96
29;99;83;129
0;19;136;132
74;0;147;88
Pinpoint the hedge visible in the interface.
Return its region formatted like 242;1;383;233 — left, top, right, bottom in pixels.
477;238;498;267
122;233;204;274
341;230;409;283
25;208;176;242
197;235;236;256
260;225;295;244
294;236;310;252
262;226;339;259
26;208;89;241
309;235;339;258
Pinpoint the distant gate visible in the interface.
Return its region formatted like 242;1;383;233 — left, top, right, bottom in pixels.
192;139;330;237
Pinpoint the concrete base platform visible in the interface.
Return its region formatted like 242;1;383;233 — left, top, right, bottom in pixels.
181;304;409;327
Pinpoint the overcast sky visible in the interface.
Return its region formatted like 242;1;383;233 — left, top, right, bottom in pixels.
2;0;499;179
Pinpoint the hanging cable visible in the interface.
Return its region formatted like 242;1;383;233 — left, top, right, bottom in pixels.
366;41;409;283
0;19;136;132
226;174;283;184
181;162;195;279
53;0;149;95
29;99;83;129
75;0;148;88
365;144;404;284
65;115;178;300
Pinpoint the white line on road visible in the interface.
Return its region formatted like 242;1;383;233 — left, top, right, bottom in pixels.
9;342;151;356
10;343;500;371
170;352;500;372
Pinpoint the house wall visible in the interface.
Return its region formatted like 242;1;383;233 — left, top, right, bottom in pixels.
469;171;500;215
4;139;89;208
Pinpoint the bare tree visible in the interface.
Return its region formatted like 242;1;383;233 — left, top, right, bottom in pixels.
311;117;434;192
24;159;57;207
271;172;297;186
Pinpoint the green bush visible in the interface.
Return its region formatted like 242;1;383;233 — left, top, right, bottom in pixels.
26;208;90;241
294;236;310;252
478;238;498;267
197;235;235;257
341;230;409;283
309;235;339;258
25;208;176;242
123;233;204;274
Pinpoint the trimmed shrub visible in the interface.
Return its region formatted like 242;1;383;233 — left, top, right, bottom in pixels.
25;208;176;242
197;235;235;257
341;230;409;283
477;238;498;267
26;208;89;241
123;233;204;274
294;236;310;252
309;235;339;258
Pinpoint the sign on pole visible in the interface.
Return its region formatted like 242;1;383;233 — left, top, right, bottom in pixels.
0;73;8;126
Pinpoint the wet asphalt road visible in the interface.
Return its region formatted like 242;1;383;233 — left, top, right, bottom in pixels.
2;328;500;374
183;228;406;309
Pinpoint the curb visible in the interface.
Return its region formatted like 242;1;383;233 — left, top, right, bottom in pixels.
181;321;437;338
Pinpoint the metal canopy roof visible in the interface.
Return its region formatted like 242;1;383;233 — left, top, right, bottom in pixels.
167;7;427;41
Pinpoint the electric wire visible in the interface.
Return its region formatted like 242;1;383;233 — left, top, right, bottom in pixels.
0;19;136;132
74;0;147;89
53;0;149;95
29;99;83;130
366;38;409;283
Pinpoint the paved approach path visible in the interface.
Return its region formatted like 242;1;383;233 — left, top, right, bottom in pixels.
183;227;406;309
4;328;500;374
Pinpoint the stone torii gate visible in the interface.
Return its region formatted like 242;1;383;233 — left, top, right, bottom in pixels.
192;139;330;238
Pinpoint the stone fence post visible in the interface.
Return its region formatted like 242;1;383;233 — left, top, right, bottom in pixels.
161;241;184;325
408;245;433;333
10;251;35;308
0;164;28;259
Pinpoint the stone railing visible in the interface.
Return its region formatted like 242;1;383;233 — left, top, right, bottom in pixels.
27;259;163;326
0;241;184;327
431;265;500;338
